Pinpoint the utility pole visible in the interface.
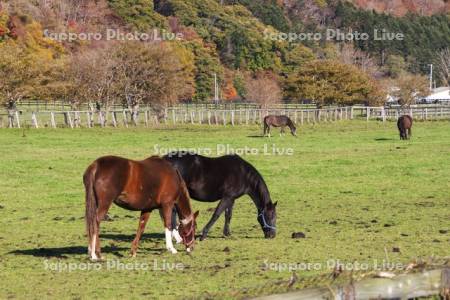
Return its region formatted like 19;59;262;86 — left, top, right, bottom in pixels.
214;73;219;105
428;64;433;91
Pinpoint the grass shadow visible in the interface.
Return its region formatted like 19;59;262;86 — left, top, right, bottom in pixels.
374;137;395;141
102;233;164;242
247;135;265;138
10;246;94;258
9;243;167;258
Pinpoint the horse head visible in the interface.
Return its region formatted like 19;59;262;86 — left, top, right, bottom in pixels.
178;210;199;252
257;202;277;238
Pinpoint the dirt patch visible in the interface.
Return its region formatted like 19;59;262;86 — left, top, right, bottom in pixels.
291;232;306;239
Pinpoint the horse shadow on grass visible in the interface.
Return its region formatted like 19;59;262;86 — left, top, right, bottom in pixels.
101;232;164;242
374;137;396;141
9;233;167;258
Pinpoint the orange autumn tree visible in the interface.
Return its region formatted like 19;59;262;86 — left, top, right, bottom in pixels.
0;12;67;105
223;81;238;101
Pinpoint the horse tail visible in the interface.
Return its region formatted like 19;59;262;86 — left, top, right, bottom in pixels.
84;163;98;251
263;116;270;135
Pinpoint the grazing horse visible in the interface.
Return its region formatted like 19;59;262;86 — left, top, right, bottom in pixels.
83;155;199;260
397;115;413;140
164;153;277;240
263;115;297;137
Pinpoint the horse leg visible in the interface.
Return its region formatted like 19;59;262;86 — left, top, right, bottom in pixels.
408;127;412;139
200;199;230;241
223;199;235;237
280;127;285;137
171;207;183;244
161;205;177;254
130;211;150;257
91;199;112;260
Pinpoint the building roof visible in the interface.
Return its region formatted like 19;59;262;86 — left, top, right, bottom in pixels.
424;87;450;100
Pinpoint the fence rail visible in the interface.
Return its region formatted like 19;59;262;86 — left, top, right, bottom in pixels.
14;100;323;112
253;268;450;300
1;106;450;129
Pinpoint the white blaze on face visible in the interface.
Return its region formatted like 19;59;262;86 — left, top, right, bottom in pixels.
165;228;177;254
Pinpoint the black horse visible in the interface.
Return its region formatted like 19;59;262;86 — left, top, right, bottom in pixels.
263;115;297;137
164;153;277;240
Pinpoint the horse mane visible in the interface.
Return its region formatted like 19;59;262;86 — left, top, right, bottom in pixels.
286;117;296;129
240;157;272;208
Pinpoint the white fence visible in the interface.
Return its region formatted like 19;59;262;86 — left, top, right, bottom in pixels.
2;106;450;128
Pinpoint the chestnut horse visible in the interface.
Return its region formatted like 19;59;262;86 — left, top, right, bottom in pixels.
397;115;413;140
83;155;199;260
263;115;297;137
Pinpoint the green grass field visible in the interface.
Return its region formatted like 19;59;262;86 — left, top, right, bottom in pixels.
0;121;449;299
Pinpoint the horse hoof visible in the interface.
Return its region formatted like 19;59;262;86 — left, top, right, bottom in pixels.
168;248;178;254
90;255;103;262
130;252;137;258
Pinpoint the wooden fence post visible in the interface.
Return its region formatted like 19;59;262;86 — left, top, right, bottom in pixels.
171;109;176;124
15;111;21;128
32;112;39;128
74;111;81;128
68;112;74;128
144;111;148;127
7;110;14;128
123;110;128;128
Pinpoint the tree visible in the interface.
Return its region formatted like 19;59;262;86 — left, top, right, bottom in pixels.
339;43;379;76
284;60;385;106
385;55;407;78
393;74;429;107
283;44;315;74
65;44;119;110
0;13;66;105
436;48;450;86
112;41;195;106
245;73;281;108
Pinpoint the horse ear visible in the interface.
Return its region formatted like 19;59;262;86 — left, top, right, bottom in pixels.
274;201;278;207
194;210;200;219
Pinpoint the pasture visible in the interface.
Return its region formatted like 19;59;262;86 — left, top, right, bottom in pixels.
0;121;449;299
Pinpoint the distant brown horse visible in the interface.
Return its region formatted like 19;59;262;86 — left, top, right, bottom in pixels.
397;115;413;140
83;156;199;260
263;115;297;137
